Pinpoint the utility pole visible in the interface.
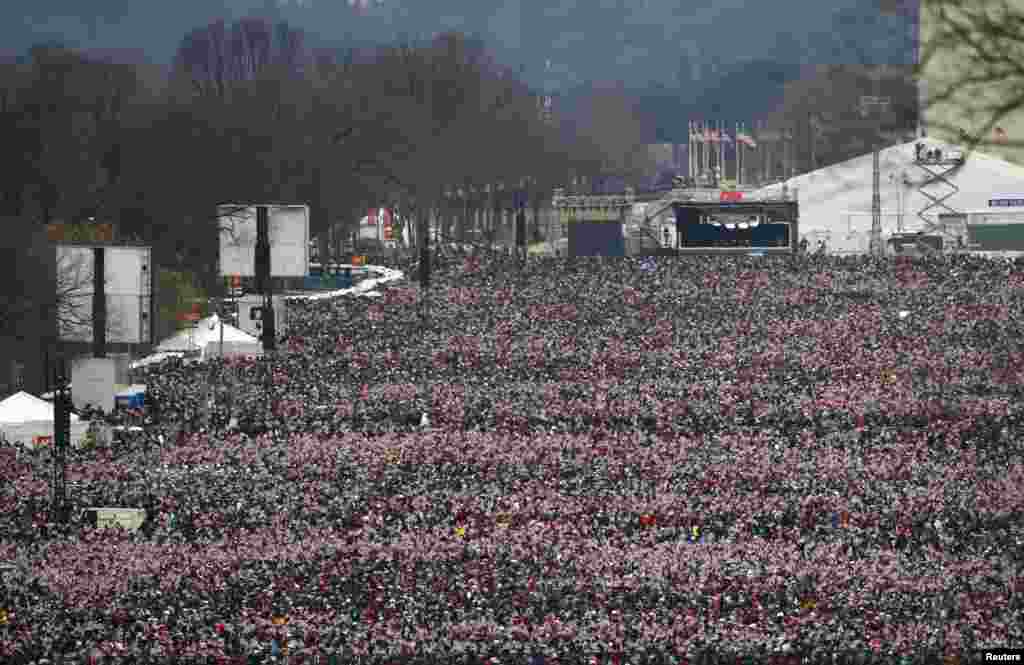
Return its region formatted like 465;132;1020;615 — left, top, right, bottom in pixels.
860;87;891;258
254;205;276;439
514;185;527;267
50;360;71;524
255;206;275;353
92;247;106;359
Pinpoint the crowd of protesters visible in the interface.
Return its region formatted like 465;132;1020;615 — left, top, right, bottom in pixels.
1;249;1023;664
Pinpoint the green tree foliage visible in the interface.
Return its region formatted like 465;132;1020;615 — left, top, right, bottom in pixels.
157;269;208;343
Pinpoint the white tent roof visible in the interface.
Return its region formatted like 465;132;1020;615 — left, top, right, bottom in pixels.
0;391;80;424
759;137;1024;253
155;315;258;353
128;351;185;371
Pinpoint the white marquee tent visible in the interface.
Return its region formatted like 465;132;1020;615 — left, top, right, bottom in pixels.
0;391;90;448
154;315;262;360
755;137;1024;254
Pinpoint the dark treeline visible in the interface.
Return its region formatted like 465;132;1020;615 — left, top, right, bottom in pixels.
0;16;654;362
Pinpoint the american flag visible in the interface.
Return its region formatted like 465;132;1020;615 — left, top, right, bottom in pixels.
709;128;720;143
736;130;757;148
720;130;733;144
703;126;714;143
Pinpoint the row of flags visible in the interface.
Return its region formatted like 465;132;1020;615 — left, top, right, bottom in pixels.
688;121;758;148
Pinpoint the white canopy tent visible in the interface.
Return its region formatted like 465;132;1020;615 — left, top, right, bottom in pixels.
128;352;187;371
755;137;1024;254
154;315;262;360
0;391;90;448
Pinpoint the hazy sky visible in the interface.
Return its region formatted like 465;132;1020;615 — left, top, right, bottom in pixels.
4;0;918;142
6;0;918;85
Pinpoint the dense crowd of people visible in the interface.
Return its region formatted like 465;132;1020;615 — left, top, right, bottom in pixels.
2;250;1023;664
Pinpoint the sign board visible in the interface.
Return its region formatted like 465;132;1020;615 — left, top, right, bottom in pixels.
47;223;115;243
237;294;288;339
720;191;744;202
33;435;52;446
988;198;1024;207
859;96;891;107
218;204;310;278
55;245;153;344
558;207;624;223
82;507;146;532
71;357;116;413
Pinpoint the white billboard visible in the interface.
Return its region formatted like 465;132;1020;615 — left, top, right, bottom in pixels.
55;245;153;344
218;204;310;278
71;357;116;413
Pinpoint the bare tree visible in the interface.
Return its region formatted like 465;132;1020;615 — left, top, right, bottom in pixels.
916;0;1024;162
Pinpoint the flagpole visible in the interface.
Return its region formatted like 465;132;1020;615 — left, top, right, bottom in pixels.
689;120;694;181
760;120;766;185
720;120;724;182
737;121;741;188
720;120;725;182
704;121;709;179
721;120;725;182
699;121;703;179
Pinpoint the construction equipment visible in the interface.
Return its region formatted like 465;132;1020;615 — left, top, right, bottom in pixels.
913;143;966;249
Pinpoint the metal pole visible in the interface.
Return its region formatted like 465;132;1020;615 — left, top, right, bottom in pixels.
51;360;70;524
872;143;881;256
219;300;225;359
861;89;891;257
92;247;106;358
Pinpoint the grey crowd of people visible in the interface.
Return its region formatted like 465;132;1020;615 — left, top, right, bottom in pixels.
1;249;1022;664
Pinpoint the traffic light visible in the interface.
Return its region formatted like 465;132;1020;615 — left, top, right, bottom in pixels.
515;211;526;248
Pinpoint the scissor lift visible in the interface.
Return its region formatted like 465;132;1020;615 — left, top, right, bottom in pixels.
912;143;966;252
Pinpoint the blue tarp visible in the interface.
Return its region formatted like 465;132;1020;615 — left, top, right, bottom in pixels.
303;274;353;291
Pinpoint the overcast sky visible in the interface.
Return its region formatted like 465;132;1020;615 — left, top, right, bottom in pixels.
7;0;918;81
4;1;919;142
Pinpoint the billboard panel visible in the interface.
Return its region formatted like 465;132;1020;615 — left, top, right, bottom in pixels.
71;357;116;413
218;204;310;278
55;245;153;344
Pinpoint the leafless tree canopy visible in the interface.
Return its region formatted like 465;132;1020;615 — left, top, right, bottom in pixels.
916;0;1024;158
0;15;659;337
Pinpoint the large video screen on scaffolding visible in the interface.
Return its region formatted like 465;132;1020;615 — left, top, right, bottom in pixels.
673;201;798;254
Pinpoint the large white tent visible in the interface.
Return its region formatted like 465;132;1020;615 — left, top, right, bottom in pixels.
154;315;262;360
0;391;89;448
755;137;1024;254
